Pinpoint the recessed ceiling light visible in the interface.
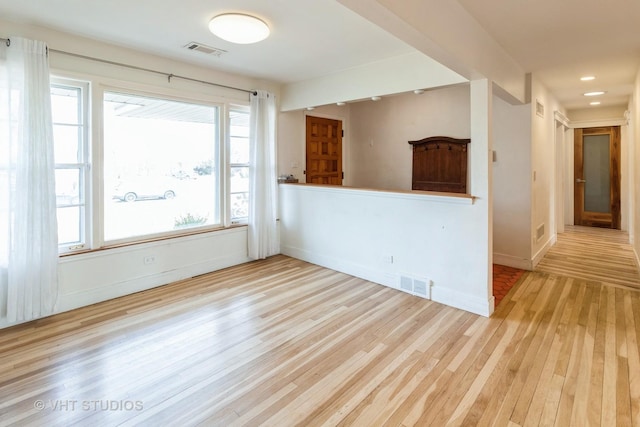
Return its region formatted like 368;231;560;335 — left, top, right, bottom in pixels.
590;101;601;106
336;102;346;106
371;96;381;101
580;76;596;81
209;13;270;44
584;91;606;96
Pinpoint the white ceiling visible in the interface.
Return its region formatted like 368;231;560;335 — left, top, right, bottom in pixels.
457;0;640;111
0;0;413;84
0;0;638;112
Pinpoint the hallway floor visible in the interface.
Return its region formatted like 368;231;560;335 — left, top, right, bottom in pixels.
493;225;640;308
536;225;640;290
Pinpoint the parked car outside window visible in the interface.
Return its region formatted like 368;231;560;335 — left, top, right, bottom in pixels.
112;178;176;202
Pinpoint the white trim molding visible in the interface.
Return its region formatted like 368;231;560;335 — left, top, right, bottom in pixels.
570;118;627;128
554;110;570;128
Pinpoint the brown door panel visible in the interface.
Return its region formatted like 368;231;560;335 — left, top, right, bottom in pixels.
306;116;342;186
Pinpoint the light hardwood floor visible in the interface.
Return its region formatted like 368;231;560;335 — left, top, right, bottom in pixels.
536;225;640;290
1;230;640;426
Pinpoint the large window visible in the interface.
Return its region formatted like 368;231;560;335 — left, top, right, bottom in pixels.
47;82;250;252
103;91;222;242
51;80;90;253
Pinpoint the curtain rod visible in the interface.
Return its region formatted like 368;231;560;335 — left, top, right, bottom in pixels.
0;37;257;96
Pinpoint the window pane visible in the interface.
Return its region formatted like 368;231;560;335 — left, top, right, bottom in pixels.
53;125;80;163
583;134;611;213
230;192;249;220
230;110;250;137
230;137;249;164
230;166;249;193
229;109;250;221
51;86;80;125
103;92;220;241
57;206;80;245
55;168;80;206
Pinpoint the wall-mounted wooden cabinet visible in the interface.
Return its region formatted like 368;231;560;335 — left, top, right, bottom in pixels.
408;136;470;194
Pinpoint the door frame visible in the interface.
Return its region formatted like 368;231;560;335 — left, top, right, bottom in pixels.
573;126;621;229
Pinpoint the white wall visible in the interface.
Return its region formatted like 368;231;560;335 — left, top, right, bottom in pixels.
279;185;492;316
349;85;470;190
530;76;564;265
0;19;273;329
621;124;630;232
492;96;532;269
632;72;640;263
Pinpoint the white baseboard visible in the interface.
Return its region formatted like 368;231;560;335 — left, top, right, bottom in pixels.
282;245;396;289
282;245;492;317
493;253;533;270
430;286;494;317
532;234;557;268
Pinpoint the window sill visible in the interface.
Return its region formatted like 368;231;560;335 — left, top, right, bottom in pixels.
59;223;248;259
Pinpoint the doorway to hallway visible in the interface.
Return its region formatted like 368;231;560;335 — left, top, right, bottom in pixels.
573;126;621;229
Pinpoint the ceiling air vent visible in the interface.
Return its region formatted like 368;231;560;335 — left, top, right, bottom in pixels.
183;42;226;57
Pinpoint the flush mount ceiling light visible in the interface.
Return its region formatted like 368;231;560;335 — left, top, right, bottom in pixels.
209;13;270;44
413;89;425;95
590;101;601;106
336;102;346;106
371;96;381;101
584;91;606;96
580;76;596;81
306;107;315;111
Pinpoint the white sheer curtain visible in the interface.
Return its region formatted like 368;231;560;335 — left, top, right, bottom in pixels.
248;90;279;259
0;37;58;323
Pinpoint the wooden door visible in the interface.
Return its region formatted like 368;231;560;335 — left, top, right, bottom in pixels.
305;116;342;185
574;126;620;229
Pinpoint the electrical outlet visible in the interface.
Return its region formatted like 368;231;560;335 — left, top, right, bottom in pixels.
144;255;156;265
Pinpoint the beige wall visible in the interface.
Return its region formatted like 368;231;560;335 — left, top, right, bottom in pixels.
348;84;470;190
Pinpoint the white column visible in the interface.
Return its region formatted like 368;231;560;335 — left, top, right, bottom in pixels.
470;79;494;315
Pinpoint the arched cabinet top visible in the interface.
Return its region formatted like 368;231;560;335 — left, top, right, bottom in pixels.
408;136;471;146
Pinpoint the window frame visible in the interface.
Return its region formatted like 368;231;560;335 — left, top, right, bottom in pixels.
51;77;91;255
228;105;251;225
